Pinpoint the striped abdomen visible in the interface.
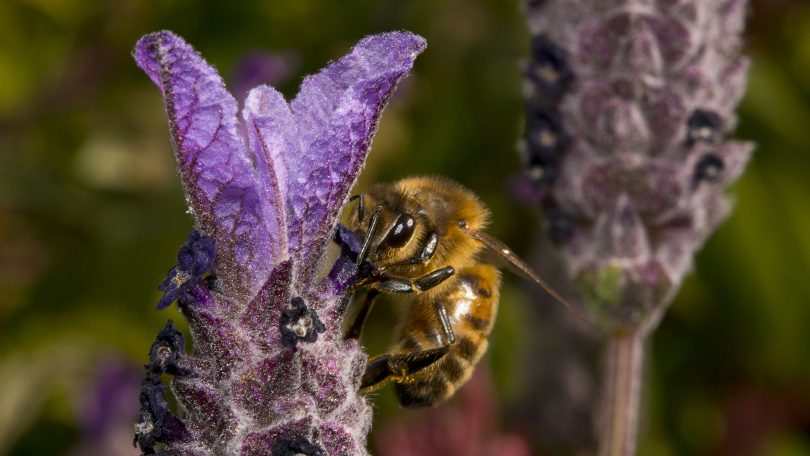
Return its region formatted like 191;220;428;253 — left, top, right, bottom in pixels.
392;264;501;408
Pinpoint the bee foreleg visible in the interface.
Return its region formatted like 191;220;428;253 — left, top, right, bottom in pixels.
360;345;451;393
373;266;455;295
388;232;439;266
377;278;414;294
414;266;455;292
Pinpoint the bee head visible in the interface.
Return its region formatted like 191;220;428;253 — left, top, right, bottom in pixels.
346;191;426;267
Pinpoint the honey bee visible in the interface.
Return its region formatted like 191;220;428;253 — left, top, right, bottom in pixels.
336;175;581;407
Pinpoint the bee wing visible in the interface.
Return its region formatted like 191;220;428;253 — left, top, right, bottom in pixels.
466;229;587;322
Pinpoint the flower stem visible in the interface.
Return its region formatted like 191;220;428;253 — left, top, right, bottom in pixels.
598;330;644;456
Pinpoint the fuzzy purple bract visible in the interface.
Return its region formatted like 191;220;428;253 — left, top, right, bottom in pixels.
132;30;425;456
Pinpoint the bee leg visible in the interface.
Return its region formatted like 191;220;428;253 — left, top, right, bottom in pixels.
373;265;455;294
360;345;451;393
415;232;439;262
433;299;456;345
388;232;439;266
414;266;455;292
344;289;380;340
377;278;414;294
360;301;455;392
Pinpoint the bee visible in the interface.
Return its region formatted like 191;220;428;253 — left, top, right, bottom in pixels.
336;175;580;407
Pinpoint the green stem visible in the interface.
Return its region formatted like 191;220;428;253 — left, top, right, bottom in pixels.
598;331;644;456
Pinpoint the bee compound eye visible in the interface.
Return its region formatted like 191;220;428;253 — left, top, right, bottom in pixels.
383;213;416;248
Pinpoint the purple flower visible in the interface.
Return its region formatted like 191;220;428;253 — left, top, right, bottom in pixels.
71;358;141;456
526;34;574;100
279;297;327;348
132;30;425;456
156;230;216;310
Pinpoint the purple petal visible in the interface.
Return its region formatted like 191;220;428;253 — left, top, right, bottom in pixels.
182;304;249;374
316;421;358;456
239;260;293;348
287;31;426;280
242;86;294;265
230;351;301;421
172;378;237;443
133;31;275;301
157;266;185;310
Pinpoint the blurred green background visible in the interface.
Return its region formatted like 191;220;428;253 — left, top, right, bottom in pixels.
0;0;808;455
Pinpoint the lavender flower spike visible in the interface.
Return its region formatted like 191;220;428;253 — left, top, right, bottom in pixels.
522;1;752;454
133;31;425;456
523;1;752;334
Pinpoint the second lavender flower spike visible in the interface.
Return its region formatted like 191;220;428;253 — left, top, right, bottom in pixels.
521;1;753;455
133;30;425;456
523;0;753;333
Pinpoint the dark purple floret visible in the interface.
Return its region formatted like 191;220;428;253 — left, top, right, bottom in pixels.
525;103;569;165
272;435;325;456
526;162;559;189
687;109;724;145
177;230;217;276
147;320;187;377
545;210;576;244
334;223;364;260
527;34;574;99
280;297;327;347
134;377;190;454
136;321;193;454
327;224;366;292
693;153;725;186
156;266;191;310
156;230;216;310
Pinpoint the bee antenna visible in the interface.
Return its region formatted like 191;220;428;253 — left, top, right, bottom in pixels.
357;206;383;266
519;262;590;324
348;194;366;223
464;227;590;324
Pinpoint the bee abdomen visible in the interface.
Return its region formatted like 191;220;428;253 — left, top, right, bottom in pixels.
455;334;486;362
392;264;500;407
462;314;490;332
